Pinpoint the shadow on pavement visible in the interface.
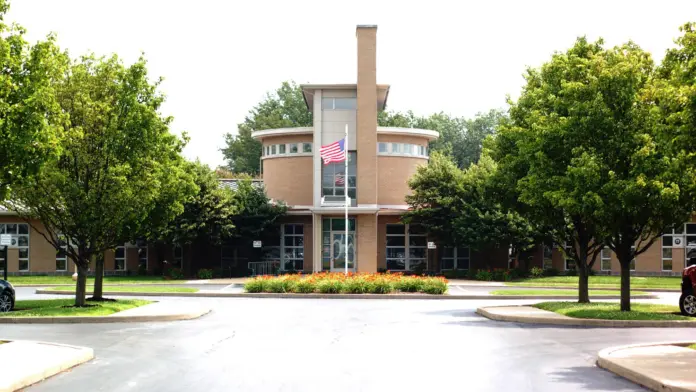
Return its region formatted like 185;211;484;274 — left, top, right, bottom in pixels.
547;366;644;391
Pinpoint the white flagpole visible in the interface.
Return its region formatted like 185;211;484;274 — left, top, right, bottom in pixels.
344;124;349;275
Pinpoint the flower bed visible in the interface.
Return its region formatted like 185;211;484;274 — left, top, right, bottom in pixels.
244;273;448;295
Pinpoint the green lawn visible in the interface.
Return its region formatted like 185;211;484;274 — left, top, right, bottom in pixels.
490;289;647;296
2;299;151;317
5;276;189;285
534;302;694;321
48;286;198;293
688;344;696;350
506;276;681;289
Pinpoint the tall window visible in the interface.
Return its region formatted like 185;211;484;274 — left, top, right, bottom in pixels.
282;224;304;271
322;97;356;110
173;245;183;268
137;244;148;271
0;223;29;271
321;218;356;271
441;247;470;270
662;248;673;272
322;151;356;204
386;224;427;271
115;246;126;271
662;224;685;272
542;245;553;269
56;234;71;271
601;247;612;271
563;244;576;271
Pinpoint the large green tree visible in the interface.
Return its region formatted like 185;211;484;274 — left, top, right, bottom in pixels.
222;81;312;174
0;1;66;201
229;175;287;241
5;54;193;306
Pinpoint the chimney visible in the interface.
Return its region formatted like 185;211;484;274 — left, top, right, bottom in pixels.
356;25;378;205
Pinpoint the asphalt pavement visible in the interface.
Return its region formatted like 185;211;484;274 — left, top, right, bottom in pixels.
2;294;693;392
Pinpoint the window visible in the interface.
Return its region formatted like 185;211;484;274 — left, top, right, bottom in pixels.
377;143;429;157
419;145;425;156
282;224;304;271
322;151;356;204
137;244;148;271
278;144;286;154
173;245;183;268
386;224;428;271
289;143;298;153
271;145;276;155
0;223;30;271
56;235;69;271
662;248;673;272
542;244;553;269
630;245;636;271
322;218;356;271
303;143;312;153
378;142;388;153
322;97;356;110
601;247;612;271
564;244;576;271
403;144;413;155
114;246;126;271
441;247;470;270
391;143;400;153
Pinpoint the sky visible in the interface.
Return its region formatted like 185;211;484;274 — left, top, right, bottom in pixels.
8;0;696;168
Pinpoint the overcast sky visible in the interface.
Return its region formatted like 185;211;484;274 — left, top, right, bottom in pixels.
8;0;696;168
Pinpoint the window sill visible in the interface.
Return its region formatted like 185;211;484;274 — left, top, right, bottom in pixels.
262;153;313;160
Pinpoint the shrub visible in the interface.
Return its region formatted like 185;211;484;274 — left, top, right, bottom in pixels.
543;268;560;277
317;279;344;294
164;267;185;280
394;276;425;292
369;277;394;294
266;276;297;293
442;270;457;279
466;269;477;279
197;269;214;279
530;266;544;278
491;269;509;281
294;279;316;293
342;277;371;294
244;278;267;293
421;277;448;294
564;268;577;276
508;268;528;280
475;270;493;281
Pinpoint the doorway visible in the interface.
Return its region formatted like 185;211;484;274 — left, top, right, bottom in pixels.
322;217;356;272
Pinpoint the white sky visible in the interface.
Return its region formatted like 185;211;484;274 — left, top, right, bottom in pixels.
9;0;696;168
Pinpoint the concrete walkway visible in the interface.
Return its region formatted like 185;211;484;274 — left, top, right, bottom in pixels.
0;340;93;392
597;342;696;392
477;305;696;328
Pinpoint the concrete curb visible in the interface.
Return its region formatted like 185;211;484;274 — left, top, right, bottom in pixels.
596;341;696;392
36;289;658;300
499;284;680;293
0;307;211;324
0;340;93;392
476;305;696;328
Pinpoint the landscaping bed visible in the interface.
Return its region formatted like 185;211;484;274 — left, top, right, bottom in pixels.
1;299;151;317
490;289;647;296
245;273;448;294
47;286;198;293
533;302;694;321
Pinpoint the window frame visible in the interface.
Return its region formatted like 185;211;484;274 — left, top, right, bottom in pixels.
322;97;356;110
321;151;357;203
385;224;428;272
377;143;429;158
601;247;612;271
0;223;30;272
114;246;126;271
441;246;470;271
281;224;304;271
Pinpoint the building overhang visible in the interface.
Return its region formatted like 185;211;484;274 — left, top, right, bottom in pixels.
251;127;313;141
301;84;390;113
377;127;439;141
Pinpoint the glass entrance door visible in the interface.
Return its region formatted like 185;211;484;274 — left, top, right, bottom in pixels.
331;232;355;271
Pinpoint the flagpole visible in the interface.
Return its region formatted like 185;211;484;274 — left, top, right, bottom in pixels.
344;124;349;275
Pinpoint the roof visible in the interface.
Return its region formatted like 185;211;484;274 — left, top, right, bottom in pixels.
300;84;390;113
218;178;264;191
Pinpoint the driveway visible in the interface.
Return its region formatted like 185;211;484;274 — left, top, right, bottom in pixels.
1;295;693;391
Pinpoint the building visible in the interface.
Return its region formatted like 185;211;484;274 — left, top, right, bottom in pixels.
0;25;689;277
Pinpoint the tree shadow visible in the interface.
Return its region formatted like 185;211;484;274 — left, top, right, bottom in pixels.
547;366;646;391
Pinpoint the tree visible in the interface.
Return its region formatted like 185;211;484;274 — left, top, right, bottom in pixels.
404;152;538;263
222;81;312;174
5;54;192;306
0;1;66;201
229;175;287;241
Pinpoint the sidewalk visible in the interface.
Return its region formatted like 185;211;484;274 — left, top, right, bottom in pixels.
597;342;696;392
0;340;93;392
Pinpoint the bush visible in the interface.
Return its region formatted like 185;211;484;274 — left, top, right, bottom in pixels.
421;278;448;294
564;268;577;276
342;277;371;294
508;268;528;280
164;267;185;280
394;276;425;292
266;276;297;293
294;279;316;293
466;269;477;279
369;276;394;294
197;269;214;279
475;270;493;281
491;269;509;281
317;279;344;294
244;278;267;293
530;266;544;278
543;268;560;277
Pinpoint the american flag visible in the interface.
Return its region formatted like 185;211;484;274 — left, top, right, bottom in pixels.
320;138;346;164
335;173;345;186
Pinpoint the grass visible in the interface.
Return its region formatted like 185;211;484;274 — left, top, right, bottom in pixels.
505;276;681;289
1;299;151;317
688;344;696;350
490;289;647;296
4;276;189;285
47;286;198;293
533;302;694;321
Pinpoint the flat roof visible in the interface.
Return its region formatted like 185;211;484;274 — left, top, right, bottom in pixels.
301;84;390;113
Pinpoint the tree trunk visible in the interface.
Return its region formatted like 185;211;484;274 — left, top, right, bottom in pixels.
92;253;104;300
620;261;631;311
75;262;88;307
578;264;590;303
